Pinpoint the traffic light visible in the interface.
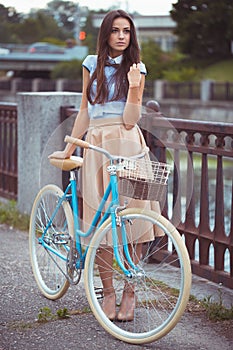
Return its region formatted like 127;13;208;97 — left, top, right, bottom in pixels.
79;31;86;41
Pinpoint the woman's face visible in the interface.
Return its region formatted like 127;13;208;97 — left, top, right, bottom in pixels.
108;17;131;58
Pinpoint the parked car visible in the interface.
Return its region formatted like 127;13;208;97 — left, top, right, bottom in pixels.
28;42;65;54
0;47;10;55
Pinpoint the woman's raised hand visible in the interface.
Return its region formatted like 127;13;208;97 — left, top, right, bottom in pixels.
48;150;69;159
127;63;141;88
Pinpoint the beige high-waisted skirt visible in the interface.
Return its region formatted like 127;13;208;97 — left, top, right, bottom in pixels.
81;117;164;245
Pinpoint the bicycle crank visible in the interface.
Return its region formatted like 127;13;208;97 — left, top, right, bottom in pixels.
66;238;82;285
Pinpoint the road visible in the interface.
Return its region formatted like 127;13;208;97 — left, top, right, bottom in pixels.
0;224;232;350
0;46;88;73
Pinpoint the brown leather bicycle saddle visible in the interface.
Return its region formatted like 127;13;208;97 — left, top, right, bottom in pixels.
49;156;83;171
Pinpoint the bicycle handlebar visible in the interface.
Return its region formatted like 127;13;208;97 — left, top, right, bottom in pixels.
65;135;113;159
65;135;147;161
64;135;90;149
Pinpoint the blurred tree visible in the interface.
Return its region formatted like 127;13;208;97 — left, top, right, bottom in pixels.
81;11;98;54
46;0;78;33
0;4;22;42
141;40;174;80
16;11;68;43
0;4;72;44
170;0;233;60
0;4;21;23
51;59;82;79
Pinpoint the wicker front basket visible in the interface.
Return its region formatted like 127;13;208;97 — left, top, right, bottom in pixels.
118;158;171;201
119;177;167;201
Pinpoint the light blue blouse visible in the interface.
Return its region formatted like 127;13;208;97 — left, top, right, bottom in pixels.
82;55;147;119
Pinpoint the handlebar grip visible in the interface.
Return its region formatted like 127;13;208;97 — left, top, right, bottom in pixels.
64;135;90;149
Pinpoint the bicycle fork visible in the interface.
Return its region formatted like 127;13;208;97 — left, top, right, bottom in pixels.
111;206;141;279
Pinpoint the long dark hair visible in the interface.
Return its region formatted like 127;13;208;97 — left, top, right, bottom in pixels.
86;9;141;105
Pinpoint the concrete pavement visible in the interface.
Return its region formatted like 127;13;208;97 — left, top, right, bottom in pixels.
0;224;232;350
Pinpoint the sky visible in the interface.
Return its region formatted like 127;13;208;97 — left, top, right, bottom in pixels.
0;0;176;16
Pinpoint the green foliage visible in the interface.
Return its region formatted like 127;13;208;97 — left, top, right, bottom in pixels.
0;200;29;231
51;59;82;79
46;0;78;33
80;306;92;314
141;40;175;80
37;307;70;322
170;0;233;60
198;59;233;82
0;2;100;52
141;40;198;81
37;307;55;322
0;5;71;43
56;307;70;319
162;66;198;82
202;288;233;321
0;4;21;24
158;56;233;82
16;11;68;44
0;4;22;43
82;12;99;54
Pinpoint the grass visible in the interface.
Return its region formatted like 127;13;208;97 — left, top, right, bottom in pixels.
197;59;233;82
37;306;71;322
201;287;233;321
202;296;233;321
188;287;233;322
37;306;92;323
0;200;29;231
145;278;233;322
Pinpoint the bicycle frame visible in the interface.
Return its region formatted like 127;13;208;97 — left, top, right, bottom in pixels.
39;161;137;278
30;135;192;344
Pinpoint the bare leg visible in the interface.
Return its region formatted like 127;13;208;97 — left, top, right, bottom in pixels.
96;247;116;320
117;243;142;321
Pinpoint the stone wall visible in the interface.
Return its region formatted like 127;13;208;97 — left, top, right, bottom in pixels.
17;92;82;214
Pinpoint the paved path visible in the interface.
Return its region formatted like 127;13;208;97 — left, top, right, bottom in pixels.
0;224;232;350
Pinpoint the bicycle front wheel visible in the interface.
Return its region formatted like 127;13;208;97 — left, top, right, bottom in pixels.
29;184;74;300
84;208;191;344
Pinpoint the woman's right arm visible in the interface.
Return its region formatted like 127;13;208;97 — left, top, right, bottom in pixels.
49;67;90;159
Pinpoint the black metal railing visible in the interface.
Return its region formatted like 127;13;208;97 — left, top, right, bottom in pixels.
62;105;233;289
0;103;17;199
0;101;232;289
1;79;233;101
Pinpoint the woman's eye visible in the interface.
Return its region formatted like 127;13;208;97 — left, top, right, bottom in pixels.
111;28;130;34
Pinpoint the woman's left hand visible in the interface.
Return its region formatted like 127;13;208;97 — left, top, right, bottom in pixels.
127;63;141;88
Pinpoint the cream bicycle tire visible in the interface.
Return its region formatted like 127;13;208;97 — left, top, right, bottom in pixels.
29;184;74;300
84;208;191;344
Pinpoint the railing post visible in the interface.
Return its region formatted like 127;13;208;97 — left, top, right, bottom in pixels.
56;79;66;91
201;79;213;102
32;79;41;92
11;78;21;95
17;91;82;214
154;80;164;101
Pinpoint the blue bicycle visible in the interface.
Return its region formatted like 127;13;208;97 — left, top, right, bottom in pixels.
29;135;191;344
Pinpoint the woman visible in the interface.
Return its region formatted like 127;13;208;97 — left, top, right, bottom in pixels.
49;9;162;322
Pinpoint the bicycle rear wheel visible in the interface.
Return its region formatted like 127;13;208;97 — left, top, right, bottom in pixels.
29;184;74;300
84;208;191;344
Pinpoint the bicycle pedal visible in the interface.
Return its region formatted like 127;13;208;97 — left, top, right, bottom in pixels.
53;233;70;244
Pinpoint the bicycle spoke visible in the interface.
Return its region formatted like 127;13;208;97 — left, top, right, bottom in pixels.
85;208;191;344
29;185;74;300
